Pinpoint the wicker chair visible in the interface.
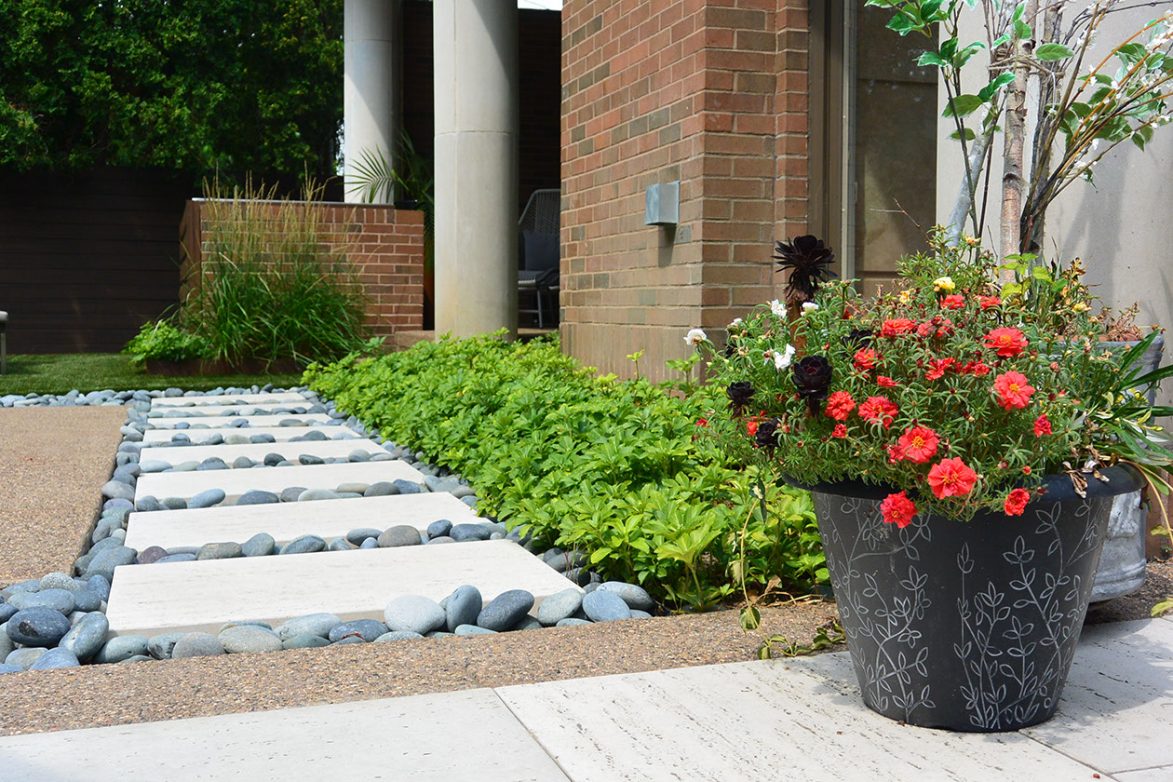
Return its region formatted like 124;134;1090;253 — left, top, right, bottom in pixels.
517;189;560;328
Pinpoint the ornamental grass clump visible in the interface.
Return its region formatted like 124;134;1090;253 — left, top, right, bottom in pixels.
695;233;1172;525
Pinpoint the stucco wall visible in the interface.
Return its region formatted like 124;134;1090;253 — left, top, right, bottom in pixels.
934;5;1172;406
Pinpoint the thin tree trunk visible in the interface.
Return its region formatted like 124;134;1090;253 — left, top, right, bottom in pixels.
1001;0;1039;265
946;117;996;245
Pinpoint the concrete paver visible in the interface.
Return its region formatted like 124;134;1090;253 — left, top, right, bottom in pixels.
134;461;425;503
141;426;359;444
104;539;579;636
147;403;318;417
145;414;334;429
138;437;385;466
151;393;309;407
123;492;484;551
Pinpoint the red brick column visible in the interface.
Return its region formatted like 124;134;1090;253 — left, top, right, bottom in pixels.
561;0;810;380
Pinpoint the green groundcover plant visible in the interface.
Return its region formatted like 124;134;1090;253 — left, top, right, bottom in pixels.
123;319;211;367
694;232;1173;526
304;334;829;610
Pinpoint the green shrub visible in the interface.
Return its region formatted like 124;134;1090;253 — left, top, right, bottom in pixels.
304;334;827;611
183;179;369;367
122;320;210;367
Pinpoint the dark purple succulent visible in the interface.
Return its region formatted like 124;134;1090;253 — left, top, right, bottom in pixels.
774;235;837;304
792;355;833;415
754;418;780;450
726;381;755;414
844;328;873;348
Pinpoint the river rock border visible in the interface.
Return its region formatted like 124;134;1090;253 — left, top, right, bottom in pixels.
1;386;652;673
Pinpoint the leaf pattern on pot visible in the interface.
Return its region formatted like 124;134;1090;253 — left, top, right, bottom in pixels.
814;490;1111;730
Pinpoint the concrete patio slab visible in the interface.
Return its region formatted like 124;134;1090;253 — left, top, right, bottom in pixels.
138;438;385;466
1021;618;1173;776
141;426;359;444
104;539;579;636
123;493;484;551
496;655;1109;781
151;393;309;407
0;689;569;782
134;461;425;503
145;414;335;429
4;618;1166;780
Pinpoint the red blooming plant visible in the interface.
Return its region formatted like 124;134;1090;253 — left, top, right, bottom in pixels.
696;235;1173;524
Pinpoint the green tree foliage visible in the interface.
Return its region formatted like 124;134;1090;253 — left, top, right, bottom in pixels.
0;0;342;181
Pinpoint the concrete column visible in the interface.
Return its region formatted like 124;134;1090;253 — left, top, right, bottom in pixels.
343;0;400;204
433;0;519;336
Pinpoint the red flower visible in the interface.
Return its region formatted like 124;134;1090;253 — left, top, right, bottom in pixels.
979;295;1001;310
876;375;898;388
832;423;848;439
896;426;940;464
1004;488;1031;516
916;322;934;339
880;491;917;529
825;391;856;421
858;395;899;429
880;318;917;337
926;357;957;381
941;294;965;309
853;348;878;371
1034;414;1052;437
993;371;1036;410
984;327;1028;358
695;418;709;428
927;457;979;499
960;360;991;377
746;420;759;437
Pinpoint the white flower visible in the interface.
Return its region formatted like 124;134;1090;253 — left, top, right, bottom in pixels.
801;302;819;314
684;328;707;347
769;299;786;317
769;344;797;371
728;317;743;329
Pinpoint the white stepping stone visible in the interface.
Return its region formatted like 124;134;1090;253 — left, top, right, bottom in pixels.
139;438;385;467
142;426;360;445
135;461;425;504
148;403;317;418
124;493;484;551
152;392;309;407
146;414;335;429
105;539;578;637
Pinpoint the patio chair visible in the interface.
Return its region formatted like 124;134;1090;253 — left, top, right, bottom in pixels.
518;189;560;328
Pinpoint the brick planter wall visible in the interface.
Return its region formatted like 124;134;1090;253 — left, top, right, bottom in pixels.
180;200;425;339
561;0;810;380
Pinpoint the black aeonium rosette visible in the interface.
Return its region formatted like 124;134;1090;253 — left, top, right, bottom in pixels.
774;235;838;305
754;418;780;450
791;355;833;416
844;328;873;348
726;381;755;415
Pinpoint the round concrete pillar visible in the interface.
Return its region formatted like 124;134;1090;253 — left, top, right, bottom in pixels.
433;0;519;336
343;0;400;204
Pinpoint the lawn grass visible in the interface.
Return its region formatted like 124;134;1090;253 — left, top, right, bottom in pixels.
0;354;304;396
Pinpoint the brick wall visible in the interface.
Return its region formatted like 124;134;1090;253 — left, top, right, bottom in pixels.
561;0;810;379
180;200;425;338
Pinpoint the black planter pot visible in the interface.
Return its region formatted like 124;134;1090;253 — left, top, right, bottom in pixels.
803;466;1140;732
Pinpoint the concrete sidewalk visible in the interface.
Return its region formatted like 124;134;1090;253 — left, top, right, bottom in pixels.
1;617;1167;781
